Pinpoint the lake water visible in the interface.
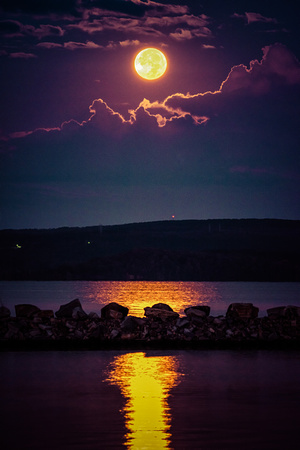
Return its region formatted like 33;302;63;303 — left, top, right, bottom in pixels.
1;350;300;449
0;281;300;317
1;282;300;449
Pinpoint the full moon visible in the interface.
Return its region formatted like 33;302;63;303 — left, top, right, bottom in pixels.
134;48;167;80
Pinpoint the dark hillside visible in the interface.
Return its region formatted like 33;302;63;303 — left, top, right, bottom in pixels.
0;219;300;281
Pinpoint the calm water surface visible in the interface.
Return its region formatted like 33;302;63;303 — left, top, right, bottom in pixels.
1;282;299;448
1;350;300;449
0;281;299;316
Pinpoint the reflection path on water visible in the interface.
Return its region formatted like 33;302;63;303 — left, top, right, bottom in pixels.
106;352;182;449
2;281;299;318
1;350;300;450
91;281;220;317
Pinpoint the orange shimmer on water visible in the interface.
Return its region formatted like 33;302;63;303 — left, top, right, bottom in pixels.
87;281;219;317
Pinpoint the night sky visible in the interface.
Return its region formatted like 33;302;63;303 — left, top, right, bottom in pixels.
1;0;300;229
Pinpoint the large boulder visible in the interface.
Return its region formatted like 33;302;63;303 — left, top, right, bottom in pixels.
55;299;87;319
267;305;300;319
144;305;179;321
185;305;210;318
121;316;144;333
89;323;105;339
151;303;173;311
15;304;41;318
226;303;259;320
101;302;129;320
36;310;54;319
0;305;11;319
184;306;210;325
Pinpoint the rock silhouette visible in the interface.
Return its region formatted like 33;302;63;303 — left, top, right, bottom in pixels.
0;300;299;349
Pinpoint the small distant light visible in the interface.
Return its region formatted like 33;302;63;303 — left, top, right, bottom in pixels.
87;241;91;245
172;215;175;220
16;244;22;249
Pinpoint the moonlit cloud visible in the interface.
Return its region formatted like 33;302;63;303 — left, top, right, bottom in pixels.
144;13;209;28
107;39;141;49
37;42;63;49
9;126;61;139
9;52;37;59
26;24;65;39
119;39;140;47
232;12;278;25
0;0;213;58
90;44;299;129
220;44;300;95
169;28;193;41
67;17;164;38
202;44;216;50
131;1;189;16
245;12;278;25
66;4;211;42
130;98;209;127
0;20;65;39
67;20;104;34
63;40;102;50
9;130;35;138
168;25;212;41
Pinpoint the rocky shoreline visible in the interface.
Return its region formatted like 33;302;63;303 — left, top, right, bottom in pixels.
1;300;300;350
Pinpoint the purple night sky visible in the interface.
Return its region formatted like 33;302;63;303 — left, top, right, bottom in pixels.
1;0;300;229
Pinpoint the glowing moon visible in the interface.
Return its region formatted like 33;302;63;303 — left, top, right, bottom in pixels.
134;48;167;80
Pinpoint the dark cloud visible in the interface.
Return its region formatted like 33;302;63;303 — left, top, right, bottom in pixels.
67;16;165;38
221;44;300;92
0;0;78;15
9;52;37;59
0;20;64;40
108;39;140;48
37;42;63;49
80;0;150;17
232;12;277;25
65;2;212;43
161;44;300;119
69;19;151;40
0;20;22;35
26;24;65;39
245;12;277;25
63;40;102;50
144;12;209;28
169;25;211;41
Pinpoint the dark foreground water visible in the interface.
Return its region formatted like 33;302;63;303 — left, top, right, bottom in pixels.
1;350;300;450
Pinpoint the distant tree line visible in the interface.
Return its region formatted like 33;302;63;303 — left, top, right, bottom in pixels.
1;219;299;281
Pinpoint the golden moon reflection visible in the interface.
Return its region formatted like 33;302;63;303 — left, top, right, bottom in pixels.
134;48;167;80
87;281;218;318
106;352;181;449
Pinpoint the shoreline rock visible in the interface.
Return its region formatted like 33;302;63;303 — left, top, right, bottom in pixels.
0;300;299;350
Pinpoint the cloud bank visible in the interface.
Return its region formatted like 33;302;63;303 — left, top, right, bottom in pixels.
7;43;299;138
